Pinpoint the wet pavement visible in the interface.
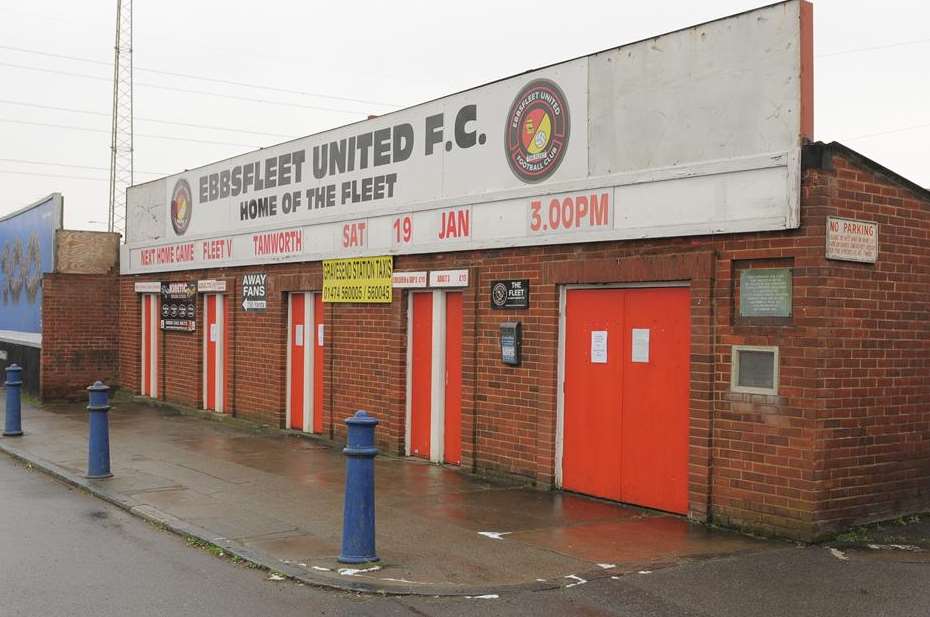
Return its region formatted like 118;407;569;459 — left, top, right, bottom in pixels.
0;397;776;594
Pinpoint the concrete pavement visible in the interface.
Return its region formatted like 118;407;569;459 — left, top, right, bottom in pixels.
1;396;772;595
5;453;930;617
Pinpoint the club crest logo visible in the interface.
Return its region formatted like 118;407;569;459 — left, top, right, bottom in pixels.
505;79;570;183
170;179;192;235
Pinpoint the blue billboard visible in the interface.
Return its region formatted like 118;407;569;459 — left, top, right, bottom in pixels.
0;194;62;334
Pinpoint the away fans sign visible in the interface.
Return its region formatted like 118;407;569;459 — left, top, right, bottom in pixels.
241;273;267;311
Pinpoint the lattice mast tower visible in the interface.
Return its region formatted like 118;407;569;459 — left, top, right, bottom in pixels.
108;0;133;238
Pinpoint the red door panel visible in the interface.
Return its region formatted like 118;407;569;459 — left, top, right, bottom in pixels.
410;293;433;459
289;293;306;430
313;294;325;434
620;288;690;514
562;289;624;501
206;294;217;411
444;292;463;465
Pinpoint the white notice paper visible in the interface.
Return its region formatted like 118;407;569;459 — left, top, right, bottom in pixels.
209;324;217;343
295;324;304;346
632;328;650;363
591;331;608;364
317;324;325;347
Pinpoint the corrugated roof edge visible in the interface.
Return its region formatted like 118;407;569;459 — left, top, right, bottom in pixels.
803;141;930;203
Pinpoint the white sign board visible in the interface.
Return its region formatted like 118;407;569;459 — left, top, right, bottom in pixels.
197;279;226;292
392;271;428;288
429;269;469;288
123;1;808;275
295;324;304;347
825;217;878;263
632;328;650;363
134;281;161;293
591;330;608;364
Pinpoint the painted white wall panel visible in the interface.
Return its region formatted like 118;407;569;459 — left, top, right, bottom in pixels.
123;1;806;274
588;1;802;174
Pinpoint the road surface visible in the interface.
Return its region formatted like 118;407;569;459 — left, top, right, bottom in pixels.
1;455;927;616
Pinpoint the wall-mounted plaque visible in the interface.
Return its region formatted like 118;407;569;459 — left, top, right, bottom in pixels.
491;280;530;309
826;216;878;263
739;268;792;318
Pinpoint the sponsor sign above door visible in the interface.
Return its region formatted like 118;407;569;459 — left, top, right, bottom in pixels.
124;1;809;275
322;256;393;303
160;282;197;331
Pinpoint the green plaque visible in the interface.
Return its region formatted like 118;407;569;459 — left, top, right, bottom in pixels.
739;268;792;318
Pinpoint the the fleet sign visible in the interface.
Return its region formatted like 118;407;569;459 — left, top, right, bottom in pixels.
123;1;810;275
322;256;393;303
491;280;530;309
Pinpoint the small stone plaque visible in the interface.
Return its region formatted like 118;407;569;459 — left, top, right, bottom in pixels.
739;268;792;318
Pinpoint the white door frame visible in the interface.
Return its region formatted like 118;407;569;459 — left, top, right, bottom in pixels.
555;282;689;488
286;292;315;433
202;293;225;413
405;289;448;463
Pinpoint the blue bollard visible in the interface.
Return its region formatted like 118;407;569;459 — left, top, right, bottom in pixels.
3;364;23;437
338;410;379;564
86;381;113;479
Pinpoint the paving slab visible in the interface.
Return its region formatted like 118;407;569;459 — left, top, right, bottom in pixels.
0;396;778;595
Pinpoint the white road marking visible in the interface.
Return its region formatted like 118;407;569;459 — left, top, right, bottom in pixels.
338;566;381;576
565;574;587;588
478;531;512;540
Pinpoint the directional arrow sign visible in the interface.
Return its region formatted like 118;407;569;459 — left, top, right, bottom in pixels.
240;273;268;312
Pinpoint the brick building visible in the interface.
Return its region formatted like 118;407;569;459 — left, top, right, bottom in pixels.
63;2;928;539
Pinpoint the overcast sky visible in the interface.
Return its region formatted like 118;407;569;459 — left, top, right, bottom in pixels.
0;0;927;228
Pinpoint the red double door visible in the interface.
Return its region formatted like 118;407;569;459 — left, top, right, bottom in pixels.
562;287;690;515
202;293;229;413
287;293;325;433
408;291;463;465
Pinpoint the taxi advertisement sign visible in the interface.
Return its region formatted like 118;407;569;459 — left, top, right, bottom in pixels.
322;256;393;303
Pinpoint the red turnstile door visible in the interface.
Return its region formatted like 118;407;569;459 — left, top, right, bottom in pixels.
288;293;307;430
288;292;324;433
203;293;227;413
140;293;159;397
410;292;433;459
408;290;464;463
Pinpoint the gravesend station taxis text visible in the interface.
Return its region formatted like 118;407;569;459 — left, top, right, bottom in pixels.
195;106;485;223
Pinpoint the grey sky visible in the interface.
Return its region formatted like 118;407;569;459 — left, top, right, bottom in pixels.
0;0;927;228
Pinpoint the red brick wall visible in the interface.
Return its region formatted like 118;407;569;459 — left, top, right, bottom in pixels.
809;149;930;534
114;143;930;539
41;273;119;400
